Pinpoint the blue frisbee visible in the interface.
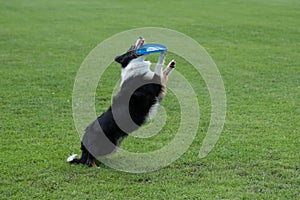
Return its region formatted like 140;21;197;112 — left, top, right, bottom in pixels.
136;43;167;55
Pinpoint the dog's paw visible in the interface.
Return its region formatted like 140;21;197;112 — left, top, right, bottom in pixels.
67;154;77;162
169;59;176;68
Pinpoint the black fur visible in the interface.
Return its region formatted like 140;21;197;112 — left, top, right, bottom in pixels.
69;73;162;166
69;37;165;167
114;45;141;68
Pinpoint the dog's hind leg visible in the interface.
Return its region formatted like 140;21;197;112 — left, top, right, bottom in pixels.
67;142;98;167
67;143;87;164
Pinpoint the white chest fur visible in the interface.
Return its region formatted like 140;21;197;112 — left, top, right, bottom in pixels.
120;59;153;86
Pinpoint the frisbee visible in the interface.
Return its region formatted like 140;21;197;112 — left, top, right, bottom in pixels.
136;43;167;55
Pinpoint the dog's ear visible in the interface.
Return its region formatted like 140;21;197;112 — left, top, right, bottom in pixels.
114;54;131;68
114;55;123;64
114;50;140;68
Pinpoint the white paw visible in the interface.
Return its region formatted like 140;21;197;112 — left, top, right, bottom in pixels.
67;154;77;162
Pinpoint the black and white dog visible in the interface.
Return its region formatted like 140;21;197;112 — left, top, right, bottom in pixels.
67;37;175;167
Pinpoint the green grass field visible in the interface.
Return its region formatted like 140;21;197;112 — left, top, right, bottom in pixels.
1;0;299;199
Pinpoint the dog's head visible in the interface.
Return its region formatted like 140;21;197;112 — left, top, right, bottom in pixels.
115;37;152;86
114;37;145;68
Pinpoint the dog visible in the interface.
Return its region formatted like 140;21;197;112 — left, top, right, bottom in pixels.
67;37;176;167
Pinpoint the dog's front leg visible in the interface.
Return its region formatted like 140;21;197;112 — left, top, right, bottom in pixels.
158;59;176;101
163;59;176;77
154;51;167;76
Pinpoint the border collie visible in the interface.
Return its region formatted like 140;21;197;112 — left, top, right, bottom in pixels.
67;37;175;167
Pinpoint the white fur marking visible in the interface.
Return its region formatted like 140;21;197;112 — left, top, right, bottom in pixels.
147;99;160;120
67;154;77;162
120;57;153;86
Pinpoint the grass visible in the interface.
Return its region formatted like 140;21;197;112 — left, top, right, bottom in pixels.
1;0;299;199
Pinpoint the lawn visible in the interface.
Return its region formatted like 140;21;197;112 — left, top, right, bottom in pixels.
1;0;299;199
